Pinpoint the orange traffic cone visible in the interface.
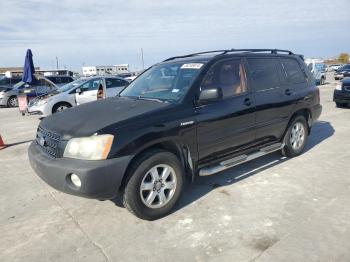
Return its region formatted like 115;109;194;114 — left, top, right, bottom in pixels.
0;135;6;150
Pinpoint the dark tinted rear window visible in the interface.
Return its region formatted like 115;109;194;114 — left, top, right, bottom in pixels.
281;58;305;83
247;58;280;91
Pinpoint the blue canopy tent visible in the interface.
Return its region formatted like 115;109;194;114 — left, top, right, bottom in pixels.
22;49;35;84
18;49;36;115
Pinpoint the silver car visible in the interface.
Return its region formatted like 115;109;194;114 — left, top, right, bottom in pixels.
27;76;129;117
0;76;57;107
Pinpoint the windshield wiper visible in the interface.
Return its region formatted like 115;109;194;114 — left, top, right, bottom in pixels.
137;96;166;103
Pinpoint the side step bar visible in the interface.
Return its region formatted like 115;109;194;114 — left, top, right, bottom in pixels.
199;143;284;176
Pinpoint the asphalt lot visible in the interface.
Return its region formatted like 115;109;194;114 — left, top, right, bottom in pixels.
1;72;349;262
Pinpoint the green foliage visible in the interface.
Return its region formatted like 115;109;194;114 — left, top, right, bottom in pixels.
338;53;349;64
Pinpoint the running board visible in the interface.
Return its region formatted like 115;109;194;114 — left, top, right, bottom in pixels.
199;143;284;176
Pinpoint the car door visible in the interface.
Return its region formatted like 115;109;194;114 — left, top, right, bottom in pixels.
105;78;128;97
246;57;295;144
75;78;102;105
196;58;256;163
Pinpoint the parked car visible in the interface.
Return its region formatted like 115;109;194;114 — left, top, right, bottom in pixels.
27;76;129;117
330;64;343;71
28;49;322;220
333;78;350;107
0;76;57;107
334;64;350;80
0;77;22;89
305;59;326;85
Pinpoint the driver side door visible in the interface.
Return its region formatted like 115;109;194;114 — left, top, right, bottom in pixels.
75;78;102;105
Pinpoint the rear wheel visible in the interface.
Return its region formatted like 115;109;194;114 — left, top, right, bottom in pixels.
320;77;325;85
282;116;308;157
52;102;71;114
7;96;18;107
122;150;184;220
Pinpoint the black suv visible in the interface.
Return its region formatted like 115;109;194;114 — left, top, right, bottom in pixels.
333;78;350;107
28;49;322;220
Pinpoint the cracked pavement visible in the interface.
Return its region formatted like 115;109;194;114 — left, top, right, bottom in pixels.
1;72;350;261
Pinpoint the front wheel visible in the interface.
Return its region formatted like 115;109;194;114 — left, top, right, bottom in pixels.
7;96;18;107
282;116;308;157
122;150;184;220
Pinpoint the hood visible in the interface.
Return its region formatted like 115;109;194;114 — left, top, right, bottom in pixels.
40;96;170;138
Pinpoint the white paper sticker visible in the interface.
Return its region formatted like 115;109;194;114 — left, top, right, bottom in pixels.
181;63;203;69
172;89;179;93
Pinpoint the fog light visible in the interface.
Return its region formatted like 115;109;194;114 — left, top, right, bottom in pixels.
70;173;81;188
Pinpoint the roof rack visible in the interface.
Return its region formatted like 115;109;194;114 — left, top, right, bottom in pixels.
163;48;294;62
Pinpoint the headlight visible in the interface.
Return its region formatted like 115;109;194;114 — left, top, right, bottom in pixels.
63;134;114;160
335;83;342;90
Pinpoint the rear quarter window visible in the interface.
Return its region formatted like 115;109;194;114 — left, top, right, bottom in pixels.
281;58;306;84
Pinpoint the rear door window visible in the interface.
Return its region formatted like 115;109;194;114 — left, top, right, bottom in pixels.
281;58;306;84
247;58;281;91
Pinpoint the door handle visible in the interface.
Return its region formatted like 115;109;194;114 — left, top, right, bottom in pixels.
244;98;252;106
285;89;292;96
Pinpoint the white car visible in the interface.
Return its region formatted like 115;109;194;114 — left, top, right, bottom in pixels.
27;76;129;117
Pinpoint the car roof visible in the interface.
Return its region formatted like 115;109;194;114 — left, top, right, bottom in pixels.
161;49;302;65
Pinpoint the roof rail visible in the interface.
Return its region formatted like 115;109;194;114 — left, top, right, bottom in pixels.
163;50;228;62
163;48;294;62
223;49;294;55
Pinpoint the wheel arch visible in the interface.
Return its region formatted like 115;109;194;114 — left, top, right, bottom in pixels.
52;101;73;113
285;108;312;138
118;139;193;192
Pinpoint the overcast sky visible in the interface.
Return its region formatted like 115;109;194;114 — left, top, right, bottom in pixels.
0;0;349;71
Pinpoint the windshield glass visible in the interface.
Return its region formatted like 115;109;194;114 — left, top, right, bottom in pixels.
57;78;86;93
13;81;25;89
120;62;204;103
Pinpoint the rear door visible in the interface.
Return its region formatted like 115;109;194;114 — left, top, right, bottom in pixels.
246;57;293;143
196;58;256;163
75;78;102;104
105;78;128;97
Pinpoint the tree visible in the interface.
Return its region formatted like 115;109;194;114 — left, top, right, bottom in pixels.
338;53;349;64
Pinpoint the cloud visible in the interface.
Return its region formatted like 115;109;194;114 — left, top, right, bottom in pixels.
0;0;349;70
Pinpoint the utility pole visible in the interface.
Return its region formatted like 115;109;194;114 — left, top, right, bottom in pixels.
141;48;144;70
56;56;59;70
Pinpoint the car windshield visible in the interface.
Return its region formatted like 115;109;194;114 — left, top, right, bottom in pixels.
13;81;25;89
57;78;86;93
120;62;204;103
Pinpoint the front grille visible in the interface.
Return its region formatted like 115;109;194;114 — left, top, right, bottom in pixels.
36;126;61;158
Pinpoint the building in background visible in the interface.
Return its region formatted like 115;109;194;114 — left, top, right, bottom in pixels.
82;64;129;76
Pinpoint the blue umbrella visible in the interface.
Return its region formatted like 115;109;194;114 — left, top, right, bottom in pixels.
22;49;35;84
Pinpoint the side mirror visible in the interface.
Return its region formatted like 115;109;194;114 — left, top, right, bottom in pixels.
75;88;82;94
198;88;222;104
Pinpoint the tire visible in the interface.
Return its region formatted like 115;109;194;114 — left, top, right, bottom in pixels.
336;102;346;108
52;102;71;114
282;116;308;158
7;96;18;107
320;77;325;85
122;150;184;220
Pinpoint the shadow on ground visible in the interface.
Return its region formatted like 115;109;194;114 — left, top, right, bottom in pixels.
112;121;335;214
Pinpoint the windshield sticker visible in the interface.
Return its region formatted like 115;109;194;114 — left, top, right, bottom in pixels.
172;89;180;93
181;63;203;69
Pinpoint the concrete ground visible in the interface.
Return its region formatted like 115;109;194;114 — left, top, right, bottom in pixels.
0;72;349;262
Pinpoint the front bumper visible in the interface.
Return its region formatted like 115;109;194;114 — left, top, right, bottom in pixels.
28;142;132;200
27;103;50;117
333;90;350;104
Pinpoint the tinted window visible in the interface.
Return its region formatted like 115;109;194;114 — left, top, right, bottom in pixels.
281;58;306;83
247;58;280;91
106;78;127;88
11;78;22;85
35;79;56;93
0;78;10;85
202;59;247;98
